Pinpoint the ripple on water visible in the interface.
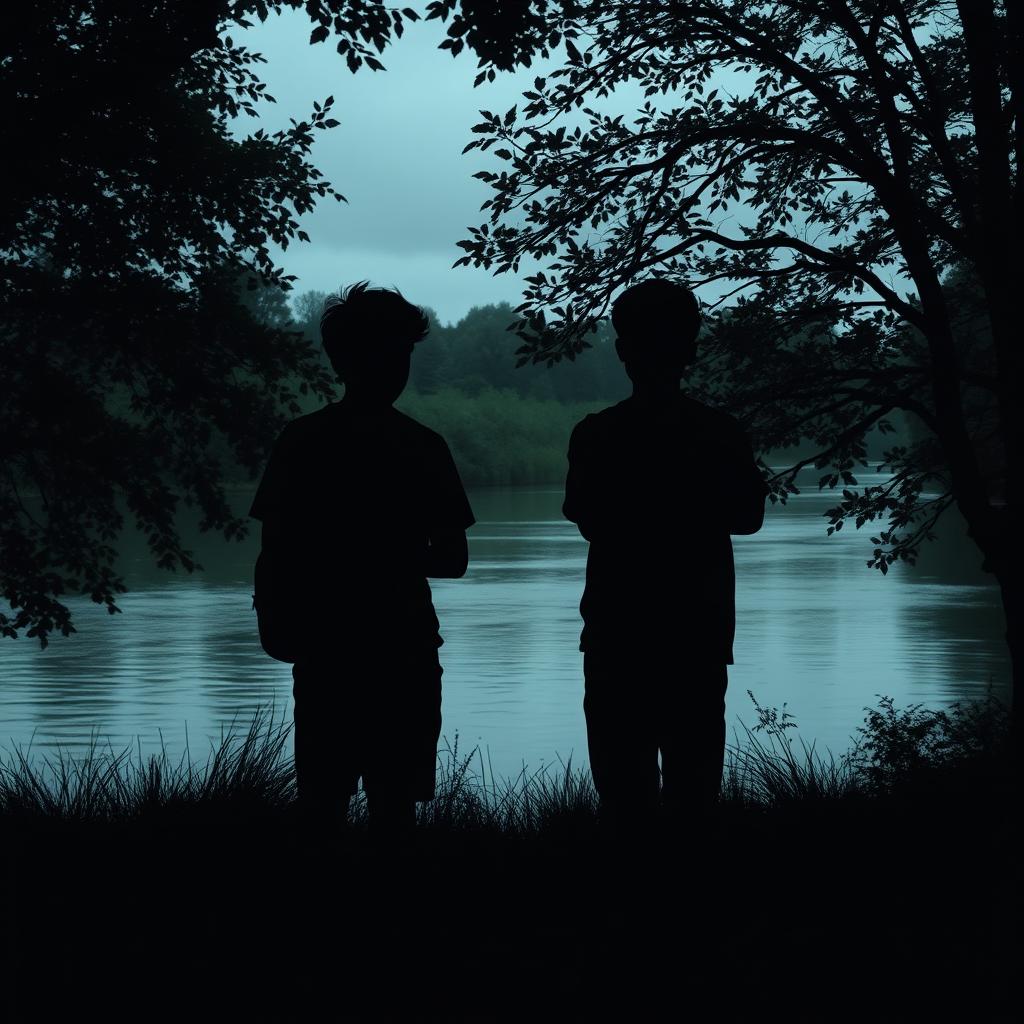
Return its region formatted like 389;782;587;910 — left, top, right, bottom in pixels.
0;486;1010;776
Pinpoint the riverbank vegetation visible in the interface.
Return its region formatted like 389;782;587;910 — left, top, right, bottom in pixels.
1;693;1009;827
287;295;917;488
303;297;628;487
4;695;1013;1019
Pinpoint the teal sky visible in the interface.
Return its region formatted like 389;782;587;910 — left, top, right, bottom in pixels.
233;10;560;323
233;10;802;325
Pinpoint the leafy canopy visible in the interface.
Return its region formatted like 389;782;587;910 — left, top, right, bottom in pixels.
2;1;422;644
444;1;1016;575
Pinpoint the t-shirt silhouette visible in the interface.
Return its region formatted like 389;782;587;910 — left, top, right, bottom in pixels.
250;402;475;654
563;393;766;664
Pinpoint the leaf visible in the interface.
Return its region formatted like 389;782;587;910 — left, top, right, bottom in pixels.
309;25;329;45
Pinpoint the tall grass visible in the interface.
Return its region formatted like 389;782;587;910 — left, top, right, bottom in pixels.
0;708;296;823
722;691;859;807
723;688;1011;808
1;693;1009;831
419;737;598;835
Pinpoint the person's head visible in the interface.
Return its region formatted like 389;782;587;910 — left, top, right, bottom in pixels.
611;279;701;387
320;281;429;404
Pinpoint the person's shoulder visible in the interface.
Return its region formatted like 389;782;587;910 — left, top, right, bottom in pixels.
570;400;631;441
291;403;344;428
589;399;634;423
679;394;744;434
389;407;450;450
273;403;346;444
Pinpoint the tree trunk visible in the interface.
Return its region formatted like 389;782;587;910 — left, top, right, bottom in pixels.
992;558;1023;776
956;498;1020;719
995;569;1022;719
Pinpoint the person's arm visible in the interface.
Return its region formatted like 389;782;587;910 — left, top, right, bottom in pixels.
423;436;475;577
563;419;600;541
260;518;286;550
422;529;469;578
712;421;769;536
250;423;293;545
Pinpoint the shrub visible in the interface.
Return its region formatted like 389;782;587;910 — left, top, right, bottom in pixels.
845;692;1010;796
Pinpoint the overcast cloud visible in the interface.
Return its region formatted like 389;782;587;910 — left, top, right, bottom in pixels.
232;11;561;323
232;11;769;325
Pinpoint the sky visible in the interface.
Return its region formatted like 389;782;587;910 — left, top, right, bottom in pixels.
232;11;564;324
230;10;892;328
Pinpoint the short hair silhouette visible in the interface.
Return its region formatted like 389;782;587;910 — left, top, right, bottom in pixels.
320;281;429;373
611;279;701;348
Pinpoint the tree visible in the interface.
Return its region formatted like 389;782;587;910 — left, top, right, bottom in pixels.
2;1;420;645
438;1;1023;710
291;289;333;343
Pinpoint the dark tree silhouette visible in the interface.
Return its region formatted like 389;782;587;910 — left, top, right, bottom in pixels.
439;0;1023;710
2;1;419;644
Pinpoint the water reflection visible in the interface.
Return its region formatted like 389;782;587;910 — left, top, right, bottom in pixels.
0;478;1010;776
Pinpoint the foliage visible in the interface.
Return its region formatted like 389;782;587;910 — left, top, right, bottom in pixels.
197;292;622;488
424;0;564;72
282;292;625;487
291;291;628;400
397;386;605;485
846;691;1010;794
724;688;1011;805
266;292;624;487
441;1;1020;618
413;303;625;400
2;2;419;645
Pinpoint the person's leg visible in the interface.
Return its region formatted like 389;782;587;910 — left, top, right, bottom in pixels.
364;788;417;837
584;649;660;829
362;648;442;840
292;662;358;831
659;662;728;815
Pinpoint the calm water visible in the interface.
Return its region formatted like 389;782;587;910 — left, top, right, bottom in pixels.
0;476;1010;778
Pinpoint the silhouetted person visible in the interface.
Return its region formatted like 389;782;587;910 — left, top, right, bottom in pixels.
250;282;474;837
563;280;767;828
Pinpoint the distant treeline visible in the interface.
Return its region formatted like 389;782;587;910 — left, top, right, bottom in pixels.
236;287;910;487
289;292;628;404
398;388;606;487
287;293;627;485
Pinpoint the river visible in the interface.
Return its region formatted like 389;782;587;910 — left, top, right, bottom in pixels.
0;475;1010;779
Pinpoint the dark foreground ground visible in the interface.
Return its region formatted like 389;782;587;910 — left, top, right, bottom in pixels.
3;786;1018;1022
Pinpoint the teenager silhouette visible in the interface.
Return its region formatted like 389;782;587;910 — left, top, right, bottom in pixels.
563;279;767;825
250;282;474;835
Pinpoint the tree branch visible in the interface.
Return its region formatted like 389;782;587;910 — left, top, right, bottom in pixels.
656;228;928;329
